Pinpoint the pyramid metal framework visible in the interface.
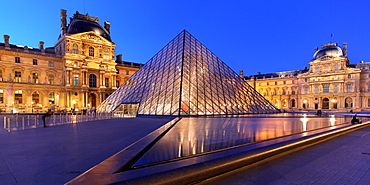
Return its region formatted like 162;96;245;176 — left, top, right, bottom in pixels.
97;30;279;116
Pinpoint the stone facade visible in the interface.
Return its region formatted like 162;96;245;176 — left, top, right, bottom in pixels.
246;43;370;112
0;10;141;113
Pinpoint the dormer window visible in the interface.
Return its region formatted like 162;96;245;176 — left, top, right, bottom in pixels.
88;46;94;57
72;44;78;54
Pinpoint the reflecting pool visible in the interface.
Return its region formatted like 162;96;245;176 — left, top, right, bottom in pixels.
134;114;359;167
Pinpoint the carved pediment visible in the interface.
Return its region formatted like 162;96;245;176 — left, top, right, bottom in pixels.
68;32;114;45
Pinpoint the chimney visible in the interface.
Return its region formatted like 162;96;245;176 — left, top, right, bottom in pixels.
38;41;45;53
3;35;10;48
343;42;347;57
24;46;29;52
60;9;67;35
116;54;122;62
314;47;318;52
104;21;111;33
257;72;261;75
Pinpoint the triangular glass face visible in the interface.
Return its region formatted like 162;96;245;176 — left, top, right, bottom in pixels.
97;30;279;115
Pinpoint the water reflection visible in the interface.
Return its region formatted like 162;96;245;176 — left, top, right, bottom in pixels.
134;115;352;167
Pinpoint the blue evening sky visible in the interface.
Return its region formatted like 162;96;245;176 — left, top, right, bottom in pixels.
1;0;370;75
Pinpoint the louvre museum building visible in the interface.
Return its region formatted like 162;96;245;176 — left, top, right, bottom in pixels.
0;10;141;113
246;43;370;112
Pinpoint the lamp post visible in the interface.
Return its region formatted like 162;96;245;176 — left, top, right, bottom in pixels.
331;99;337;109
303;99;308;110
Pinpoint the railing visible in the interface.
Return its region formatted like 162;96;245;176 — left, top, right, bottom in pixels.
1;112;114;132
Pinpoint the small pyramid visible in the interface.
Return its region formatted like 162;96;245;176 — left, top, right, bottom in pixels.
98;30;279;115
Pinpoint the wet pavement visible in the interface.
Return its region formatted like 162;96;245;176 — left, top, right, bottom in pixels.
135;115;354;167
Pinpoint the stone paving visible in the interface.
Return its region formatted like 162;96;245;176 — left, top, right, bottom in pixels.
0;117;174;185
196;124;370;185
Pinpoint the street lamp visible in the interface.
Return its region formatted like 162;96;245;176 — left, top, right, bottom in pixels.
303;99;308;109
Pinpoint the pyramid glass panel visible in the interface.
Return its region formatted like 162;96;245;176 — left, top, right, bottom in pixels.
97;30;279;115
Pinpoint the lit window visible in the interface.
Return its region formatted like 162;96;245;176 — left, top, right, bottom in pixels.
49;92;55;104
32;91;40;104
15;71;21;82
33;59;37;65
88;46;94;57
32;73;39;83
74;75;79;86
15;57;20;63
89;74;97;87
14;90;22;104
48;75;54;84
72;44;78;54
0;89;3;103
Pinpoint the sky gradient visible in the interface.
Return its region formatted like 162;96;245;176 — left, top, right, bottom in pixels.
1;0;370;75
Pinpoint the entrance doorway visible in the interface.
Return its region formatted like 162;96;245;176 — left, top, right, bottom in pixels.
89;93;97;108
322;98;329;109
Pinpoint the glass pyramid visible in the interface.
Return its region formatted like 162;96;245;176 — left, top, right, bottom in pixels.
97;30;279;116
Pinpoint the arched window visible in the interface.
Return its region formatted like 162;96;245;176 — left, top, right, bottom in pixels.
89;74;97;87
345;97;353;108
291;99;296;107
32;91;40;104
88;46;94;57
0;89;3;103
15;90;23;104
49;92;55;104
72;44;78;54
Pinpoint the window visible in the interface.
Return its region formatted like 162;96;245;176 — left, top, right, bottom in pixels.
73;75;79;86
49;92;55;104
324;65;329;72
304;86;309;94
88;46;94;57
304;78;308;82
33;59;37;65
368;98;370;107
14;90;22;104
346;83;353;92
334;84;339;93
32;73;39;83
292;80;295;84
48;61;54;67
126;70;130;75
291;99;296;107
314;86;319;94
89;74;97;87
283;81;286;85
291;88;296;95
0;89;3;103
282;89;286;95
116;80;120;87
105;78;109;87
72;44;78;54
48;75;54;84
15;57;20;63
117;69;120;74
104;49;109;59
14;71;21;82
334;64;339;71
0;69;2;80
315;66;320;73
323;84;330;93
32;91;40;104
348;74;352;79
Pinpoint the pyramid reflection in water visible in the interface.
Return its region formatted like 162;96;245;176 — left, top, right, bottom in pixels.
97;30;279;116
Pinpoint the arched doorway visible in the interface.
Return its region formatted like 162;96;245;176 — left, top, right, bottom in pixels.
345;97;353;108
322;98;329;109
89;93;97;108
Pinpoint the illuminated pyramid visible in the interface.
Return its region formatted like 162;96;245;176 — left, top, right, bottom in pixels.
98;30;279;116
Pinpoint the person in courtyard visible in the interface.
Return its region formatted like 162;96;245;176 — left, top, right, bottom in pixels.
42;109;52;127
351;114;361;124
